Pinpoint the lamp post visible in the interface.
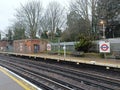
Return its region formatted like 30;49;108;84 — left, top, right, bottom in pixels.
46;31;49;39
100;20;105;39
100;20;106;59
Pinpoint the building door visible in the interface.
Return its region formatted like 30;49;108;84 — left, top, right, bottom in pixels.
34;44;40;53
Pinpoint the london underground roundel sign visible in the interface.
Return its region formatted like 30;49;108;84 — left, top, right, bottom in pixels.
99;41;110;53
101;44;109;51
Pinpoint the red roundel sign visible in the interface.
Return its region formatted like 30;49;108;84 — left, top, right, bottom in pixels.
101;44;109;51
99;41;110;53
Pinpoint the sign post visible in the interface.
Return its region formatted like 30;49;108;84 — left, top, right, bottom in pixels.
63;42;66;57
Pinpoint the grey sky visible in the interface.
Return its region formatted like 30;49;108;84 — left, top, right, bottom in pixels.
0;0;70;32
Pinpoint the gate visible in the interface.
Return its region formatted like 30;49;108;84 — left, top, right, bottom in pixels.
34;44;40;53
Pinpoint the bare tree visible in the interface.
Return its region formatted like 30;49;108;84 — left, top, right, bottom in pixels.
40;12;50;32
70;0;98;36
89;0;98;38
44;1;66;40
12;21;26;40
15;1;43;39
70;0;89;20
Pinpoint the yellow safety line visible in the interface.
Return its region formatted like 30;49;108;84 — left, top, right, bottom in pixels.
0;67;31;90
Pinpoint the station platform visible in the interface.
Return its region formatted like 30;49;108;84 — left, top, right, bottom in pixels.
0;66;41;90
32;53;120;69
0;52;120;69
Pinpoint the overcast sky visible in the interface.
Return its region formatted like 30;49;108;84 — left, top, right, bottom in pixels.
0;0;70;32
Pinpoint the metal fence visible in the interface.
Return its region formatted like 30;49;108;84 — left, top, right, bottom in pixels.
51;42;75;52
51;38;120;53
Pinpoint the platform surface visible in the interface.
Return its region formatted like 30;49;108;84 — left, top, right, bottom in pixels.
0;71;24;90
26;53;120;68
0;66;41;90
0;52;120;68
27;53;120;68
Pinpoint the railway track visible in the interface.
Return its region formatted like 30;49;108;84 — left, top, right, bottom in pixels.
0;60;85;90
0;54;120;90
0;55;87;90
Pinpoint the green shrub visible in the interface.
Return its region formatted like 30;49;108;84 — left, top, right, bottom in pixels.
75;34;92;52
